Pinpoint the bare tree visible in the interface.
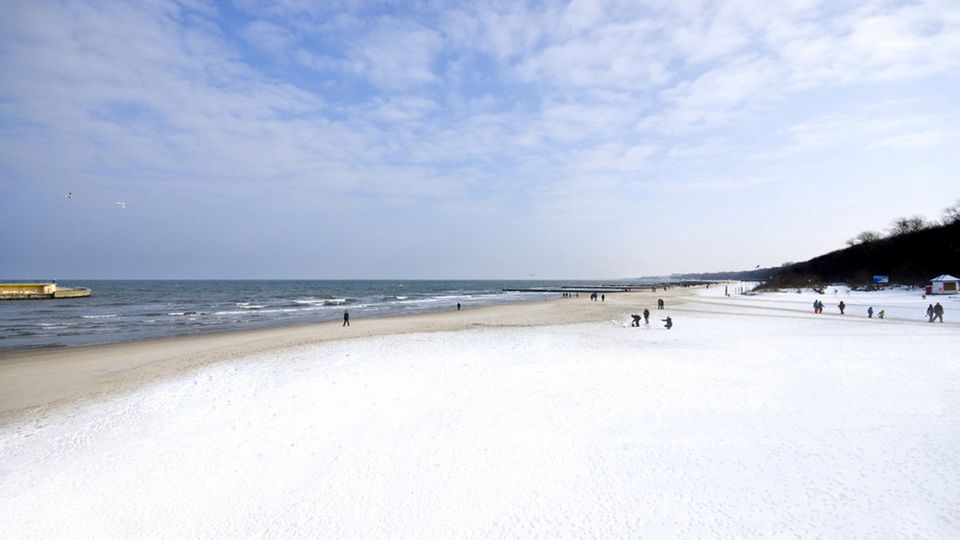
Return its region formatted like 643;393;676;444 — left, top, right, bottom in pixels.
858;231;882;243
846;230;882;246
943;199;960;225
887;215;929;236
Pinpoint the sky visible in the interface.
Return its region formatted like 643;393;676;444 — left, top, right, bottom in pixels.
1;0;958;279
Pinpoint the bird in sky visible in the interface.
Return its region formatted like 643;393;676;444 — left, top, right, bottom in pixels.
116;201;126;209
65;192;72;199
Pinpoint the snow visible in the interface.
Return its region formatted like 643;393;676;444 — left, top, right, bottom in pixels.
698;283;958;321
2;289;959;538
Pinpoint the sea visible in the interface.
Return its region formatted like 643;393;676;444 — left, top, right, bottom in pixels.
0;280;644;352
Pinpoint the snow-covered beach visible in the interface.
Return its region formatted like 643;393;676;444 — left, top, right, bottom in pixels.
2;286;958;538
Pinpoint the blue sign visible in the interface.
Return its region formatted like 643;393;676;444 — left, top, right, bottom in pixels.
872;275;889;284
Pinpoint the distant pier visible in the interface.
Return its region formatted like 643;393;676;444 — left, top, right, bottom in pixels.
0;282;91;300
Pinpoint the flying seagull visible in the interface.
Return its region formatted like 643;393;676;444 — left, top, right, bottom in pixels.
116;201;126;209
65;192;72;199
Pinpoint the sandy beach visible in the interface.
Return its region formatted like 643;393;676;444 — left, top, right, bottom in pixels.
0;287;689;424
2;285;958;538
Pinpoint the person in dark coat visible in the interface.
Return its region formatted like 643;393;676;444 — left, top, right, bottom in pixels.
838;301;846;314
933;302;944;323
643;308;650;325
662;316;673;329
926;304;935;322
631;314;641;327
343;311;350;327
867;306;873;318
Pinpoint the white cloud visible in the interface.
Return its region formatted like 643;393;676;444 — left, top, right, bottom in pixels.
784;108;960;154
364;96;440;123
243;20;297;53
778;2;960;89
343;20;443;89
645;55;778;132
569;143;657;174
653;174;775;193
517;19;671;89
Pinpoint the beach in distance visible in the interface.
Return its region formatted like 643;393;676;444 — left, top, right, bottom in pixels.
1;284;958;538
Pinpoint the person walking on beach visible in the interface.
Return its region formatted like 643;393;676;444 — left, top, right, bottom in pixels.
457;302;461;311
838;301;846;314
643;308;650;325
601;294;605;302
867;306;874;319
662;316;673;330
657;298;664;309
926;304;935;322
343;311;350;327
933;302;944;323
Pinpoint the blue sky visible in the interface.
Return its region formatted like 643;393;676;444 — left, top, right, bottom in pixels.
2;0;958;279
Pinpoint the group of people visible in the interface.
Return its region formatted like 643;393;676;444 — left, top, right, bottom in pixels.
589;292;605;302
630;308;651;326
926;303;945;323
812;299;947;322
630;308;672;329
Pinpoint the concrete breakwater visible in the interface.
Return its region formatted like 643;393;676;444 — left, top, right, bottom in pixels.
0;282;91;300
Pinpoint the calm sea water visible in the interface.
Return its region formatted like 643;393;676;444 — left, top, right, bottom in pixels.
0;280;626;351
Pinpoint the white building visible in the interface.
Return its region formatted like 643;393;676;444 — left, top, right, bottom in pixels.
929;275;959;295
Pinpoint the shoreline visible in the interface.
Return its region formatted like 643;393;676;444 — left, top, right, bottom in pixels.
0;288;691;424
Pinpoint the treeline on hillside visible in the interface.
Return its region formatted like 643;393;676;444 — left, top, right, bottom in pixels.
670;267;778;282
763;200;960;289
